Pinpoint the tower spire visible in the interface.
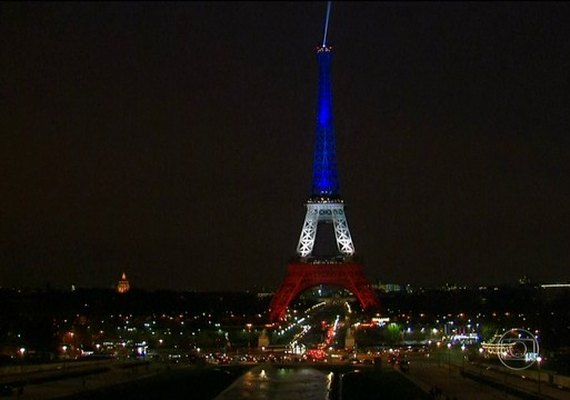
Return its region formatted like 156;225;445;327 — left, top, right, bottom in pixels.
312;3;339;198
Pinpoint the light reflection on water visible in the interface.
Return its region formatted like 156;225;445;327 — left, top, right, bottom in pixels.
215;366;333;400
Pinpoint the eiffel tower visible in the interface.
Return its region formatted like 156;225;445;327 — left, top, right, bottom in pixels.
268;6;379;321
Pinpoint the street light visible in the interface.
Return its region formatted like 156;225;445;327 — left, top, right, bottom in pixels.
246;323;253;349
461;344;466;375
18;347;26;372
536;356;542;395
447;343;452;375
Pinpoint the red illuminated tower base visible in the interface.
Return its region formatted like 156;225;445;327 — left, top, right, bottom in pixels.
269;261;379;321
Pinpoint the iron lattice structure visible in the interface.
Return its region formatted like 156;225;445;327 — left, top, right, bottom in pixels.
296;200;354;257
269;45;379;322
311;46;339;197
269;262;379;322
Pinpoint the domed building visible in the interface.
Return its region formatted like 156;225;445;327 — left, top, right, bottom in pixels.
116;272;130;294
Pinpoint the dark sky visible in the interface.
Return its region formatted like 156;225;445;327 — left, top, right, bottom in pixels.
1;2;569;291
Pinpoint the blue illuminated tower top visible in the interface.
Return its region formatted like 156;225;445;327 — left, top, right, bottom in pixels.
311;45;340;198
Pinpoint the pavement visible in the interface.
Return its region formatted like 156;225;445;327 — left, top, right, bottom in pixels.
2;361;165;400
398;355;570;400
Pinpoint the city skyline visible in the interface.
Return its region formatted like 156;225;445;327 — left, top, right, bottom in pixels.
1;2;569;291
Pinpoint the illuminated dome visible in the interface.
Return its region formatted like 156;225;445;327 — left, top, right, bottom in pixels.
116;272;130;294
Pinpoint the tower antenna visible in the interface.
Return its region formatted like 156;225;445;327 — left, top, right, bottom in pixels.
322;1;332;47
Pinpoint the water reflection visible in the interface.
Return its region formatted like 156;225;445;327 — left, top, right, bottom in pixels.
215;366;332;400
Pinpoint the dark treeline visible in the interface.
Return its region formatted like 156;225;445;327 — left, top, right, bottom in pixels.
1;288;269;319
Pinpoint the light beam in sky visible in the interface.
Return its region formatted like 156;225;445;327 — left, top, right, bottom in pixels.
322;1;332;47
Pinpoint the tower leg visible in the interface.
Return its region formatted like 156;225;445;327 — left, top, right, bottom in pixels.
332;209;355;255
296;207;319;257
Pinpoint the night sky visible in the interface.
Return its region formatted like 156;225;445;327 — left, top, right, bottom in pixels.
1;2;569;291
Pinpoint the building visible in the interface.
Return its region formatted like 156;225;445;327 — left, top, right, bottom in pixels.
116;272;130;294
